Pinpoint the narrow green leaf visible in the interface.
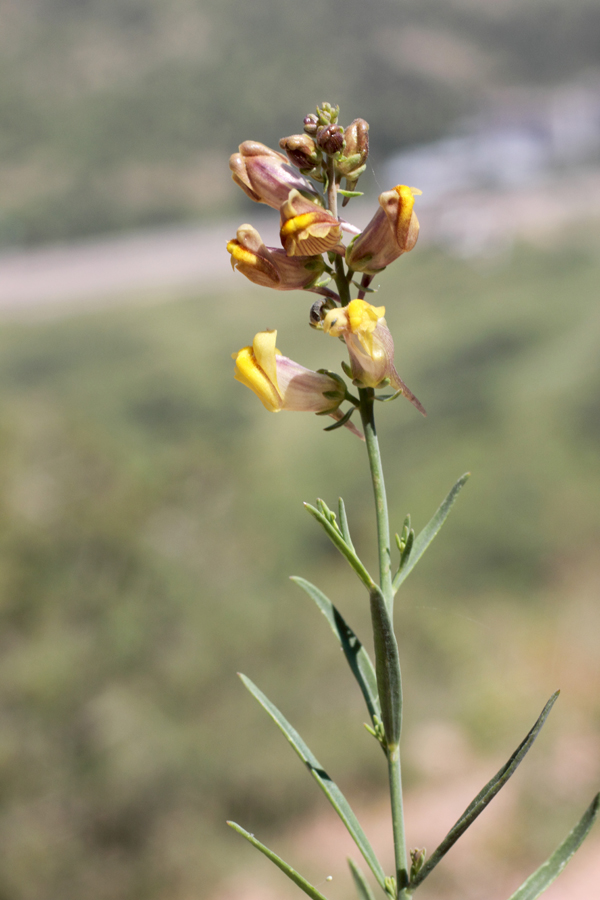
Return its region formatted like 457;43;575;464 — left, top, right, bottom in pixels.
304;502;375;590
413;692;560;887
507;793;600;900
290;576;380;723
323;407;356;432
238;673;387;890
337;497;355;552
348;858;377;900
369;587;402;748
338;189;364;198
393;473;470;591
227;821;330;900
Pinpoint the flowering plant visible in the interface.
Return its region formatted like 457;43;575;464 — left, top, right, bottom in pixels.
226;102;598;900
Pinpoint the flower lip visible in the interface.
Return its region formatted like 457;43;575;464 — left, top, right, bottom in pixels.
279;190;342;257
227;223;327;290
322;299;426;414
233;329;345;413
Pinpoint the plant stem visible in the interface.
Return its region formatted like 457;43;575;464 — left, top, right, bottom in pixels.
359;390;393;609
326;155;338;220
359;389;409;896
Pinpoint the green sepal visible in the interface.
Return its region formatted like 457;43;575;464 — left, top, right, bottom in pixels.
238;673;387;891
304;501;375;589
348;858;377;900
227;821;329;900
290;576;380;724
374;391;402;402
338;189;364;198
323;407;356;431
369;587;402;748
393;473;470;592
412;691;560;887
506;793;600;900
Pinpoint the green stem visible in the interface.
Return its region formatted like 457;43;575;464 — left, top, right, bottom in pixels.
359;390;393;609
326;155;338;220
359;390;409;896
388;745;410;896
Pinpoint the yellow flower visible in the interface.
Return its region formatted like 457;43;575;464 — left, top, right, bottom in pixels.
346;185;420;274
323;299;425;414
233;330;344;413
279;190;342;257
227;224;326;291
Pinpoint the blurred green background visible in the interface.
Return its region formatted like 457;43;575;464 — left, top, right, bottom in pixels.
1;2;600;900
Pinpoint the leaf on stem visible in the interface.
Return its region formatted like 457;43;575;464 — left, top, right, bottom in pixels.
227;821;330;900
348;858;377;900
290;576;380;723
506;793;600;900
238;673;387;891
393;473;470;592
369;587;402;749
338;497;355;552
412;691;560;887
304;501;375;590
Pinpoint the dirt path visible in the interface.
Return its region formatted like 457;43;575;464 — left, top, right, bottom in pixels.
1;169;600;317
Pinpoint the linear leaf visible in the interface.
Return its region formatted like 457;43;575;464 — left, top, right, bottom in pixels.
304;502;375;590
507;793;600;900
227;821;330;900
338;497;355;552
348;858;377;900
393;473;470;591
413;691;560;887
290;577;380;723
369;587;402;749
239;673;387;890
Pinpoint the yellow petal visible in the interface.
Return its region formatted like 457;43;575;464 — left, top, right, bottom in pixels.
347;299;386;335
234;343;282;412
252;330;279;391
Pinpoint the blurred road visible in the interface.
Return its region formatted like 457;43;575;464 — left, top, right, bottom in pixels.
1;169;600;316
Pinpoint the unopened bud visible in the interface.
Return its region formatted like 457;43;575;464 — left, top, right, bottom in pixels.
303;114;319;135
316;102;339;125
279;134;321;171
316;123;344;155
338;119;369;173
410;848;427;881
229;141;320;209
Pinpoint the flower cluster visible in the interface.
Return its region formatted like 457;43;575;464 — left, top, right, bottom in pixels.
228;103;425;432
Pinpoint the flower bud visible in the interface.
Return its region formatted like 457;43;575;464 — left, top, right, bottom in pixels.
227;224;326;291
322;299;425;414
316;123;344;155
229;141;320;209
280;189;342;257
279;134;322;171
303;114;319;135
345;185;420;274
337;119;369;177
233;329;344;413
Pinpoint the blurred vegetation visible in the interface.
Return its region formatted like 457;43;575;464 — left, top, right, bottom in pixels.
0;228;599;899
2;0;600;244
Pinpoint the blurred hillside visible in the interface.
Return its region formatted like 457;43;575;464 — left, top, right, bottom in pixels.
3;0;600;243
0;226;599;899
